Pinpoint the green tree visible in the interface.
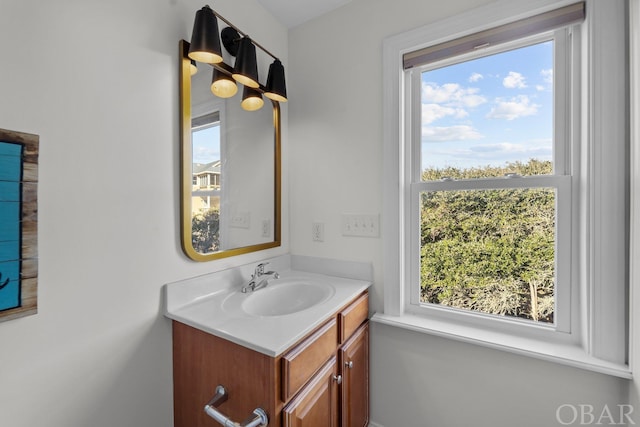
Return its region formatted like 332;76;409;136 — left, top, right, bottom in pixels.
420;160;555;322
192;209;220;253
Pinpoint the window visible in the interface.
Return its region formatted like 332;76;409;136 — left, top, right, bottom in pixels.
191;112;222;252
410;35;571;328
377;0;629;377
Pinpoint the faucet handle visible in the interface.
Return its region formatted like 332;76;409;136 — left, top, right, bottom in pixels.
255;262;269;276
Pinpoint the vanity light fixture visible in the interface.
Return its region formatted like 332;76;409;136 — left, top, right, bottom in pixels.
211;68;238;98
188;5;223;64
264;59;287;102
187;4;288;110
232;36;260;88
241;87;264;111
189;59;198;76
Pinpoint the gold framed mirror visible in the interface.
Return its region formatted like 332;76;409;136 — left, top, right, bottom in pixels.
179;40;281;261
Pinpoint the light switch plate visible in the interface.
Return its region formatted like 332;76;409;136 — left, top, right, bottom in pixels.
341;214;379;237
231;211;250;228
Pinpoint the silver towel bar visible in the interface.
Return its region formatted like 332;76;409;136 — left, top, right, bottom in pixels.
204;385;269;427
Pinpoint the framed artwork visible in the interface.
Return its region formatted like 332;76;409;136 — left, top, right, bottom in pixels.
0;128;38;322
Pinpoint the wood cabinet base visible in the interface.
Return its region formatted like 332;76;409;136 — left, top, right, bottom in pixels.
172;291;369;427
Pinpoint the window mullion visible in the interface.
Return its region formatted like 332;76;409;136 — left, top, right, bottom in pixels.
409;182;422;307
410;70;422;182
554;28;570;175
417;175;566;192
407;69;423;309
554;175;573;333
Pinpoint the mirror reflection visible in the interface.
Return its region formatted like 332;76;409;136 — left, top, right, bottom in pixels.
180;40;281;261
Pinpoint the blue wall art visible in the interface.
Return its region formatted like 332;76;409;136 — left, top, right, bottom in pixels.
0;128;38;322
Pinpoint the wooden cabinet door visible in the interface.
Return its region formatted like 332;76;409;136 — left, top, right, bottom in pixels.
340;322;369;427
283;356;339;427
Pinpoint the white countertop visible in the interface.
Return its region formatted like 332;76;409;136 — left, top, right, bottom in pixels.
164;269;371;357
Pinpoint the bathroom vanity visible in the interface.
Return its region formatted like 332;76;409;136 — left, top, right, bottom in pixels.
165;261;371;427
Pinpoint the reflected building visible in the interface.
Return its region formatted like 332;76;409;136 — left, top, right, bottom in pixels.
192;160;221;215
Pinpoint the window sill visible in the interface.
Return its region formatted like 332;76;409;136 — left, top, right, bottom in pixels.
371;312;632;379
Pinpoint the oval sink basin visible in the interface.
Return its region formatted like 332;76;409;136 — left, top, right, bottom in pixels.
241;279;334;317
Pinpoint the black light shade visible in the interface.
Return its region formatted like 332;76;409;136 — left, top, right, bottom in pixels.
211;69;238;98
241;87;264;111
232;37;260;88
188;6;223;64
189;59;198;76
264;59;287;102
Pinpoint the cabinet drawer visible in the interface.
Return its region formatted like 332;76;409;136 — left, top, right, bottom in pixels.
281;317;337;402
338;292;369;344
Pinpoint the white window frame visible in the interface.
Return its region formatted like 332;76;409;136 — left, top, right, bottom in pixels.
407;32;573;337
375;0;630;378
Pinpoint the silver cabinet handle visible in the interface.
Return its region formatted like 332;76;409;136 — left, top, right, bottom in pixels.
204;385;268;427
333;374;342;384
345;361;353;369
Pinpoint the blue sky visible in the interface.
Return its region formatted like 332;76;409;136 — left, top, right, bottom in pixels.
421;41;553;172
192;125;221;164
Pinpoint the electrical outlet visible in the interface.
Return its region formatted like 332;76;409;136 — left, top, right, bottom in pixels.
341;214;379;237
312;222;324;242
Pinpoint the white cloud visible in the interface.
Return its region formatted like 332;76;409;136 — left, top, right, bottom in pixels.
422;125;483;141
536;68;553;92
423;139;553;170
541;68;553;84
503;71;527;89
422;82;487;108
469;140;552;157
193;145;220;163
469;72;483;82
422;104;468;124
487;95;539;120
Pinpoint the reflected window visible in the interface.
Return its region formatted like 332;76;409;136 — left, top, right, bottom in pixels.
191;111;221;253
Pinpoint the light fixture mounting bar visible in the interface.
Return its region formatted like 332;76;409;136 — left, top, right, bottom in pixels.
209;7;280;61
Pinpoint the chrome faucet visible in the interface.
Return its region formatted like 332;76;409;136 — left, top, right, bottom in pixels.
241;262;280;293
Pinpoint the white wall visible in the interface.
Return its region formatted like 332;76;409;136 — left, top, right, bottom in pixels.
0;1;288;427
288;0;632;426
